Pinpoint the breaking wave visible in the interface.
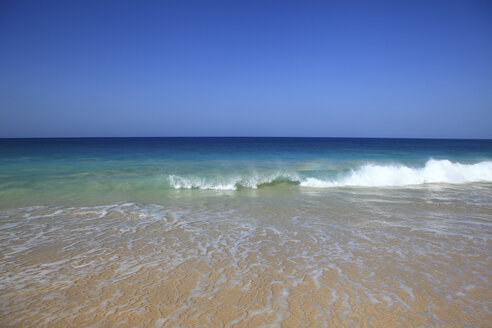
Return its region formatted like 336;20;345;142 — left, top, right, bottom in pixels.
168;172;301;190
300;159;492;188
168;160;492;190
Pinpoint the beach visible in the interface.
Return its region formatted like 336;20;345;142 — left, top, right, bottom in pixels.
1;138;491;327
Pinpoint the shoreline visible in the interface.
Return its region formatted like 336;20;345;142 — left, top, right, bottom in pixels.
1;201;491;327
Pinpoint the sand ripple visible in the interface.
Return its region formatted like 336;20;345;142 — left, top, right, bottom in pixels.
1;201;491;327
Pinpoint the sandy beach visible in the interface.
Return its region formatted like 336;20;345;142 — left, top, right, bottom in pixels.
2;192;491;327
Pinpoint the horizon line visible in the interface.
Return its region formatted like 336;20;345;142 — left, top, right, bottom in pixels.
1;136;491;141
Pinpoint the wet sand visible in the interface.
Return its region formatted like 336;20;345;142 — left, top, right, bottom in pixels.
1;195;491;327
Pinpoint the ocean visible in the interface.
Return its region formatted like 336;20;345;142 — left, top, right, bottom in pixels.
1;137;491;327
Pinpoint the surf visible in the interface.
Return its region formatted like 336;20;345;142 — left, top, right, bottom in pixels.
168;159;492;190
300;159;492;188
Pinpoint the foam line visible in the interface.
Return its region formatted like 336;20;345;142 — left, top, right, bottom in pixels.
300;159;492;188
167;160;492;190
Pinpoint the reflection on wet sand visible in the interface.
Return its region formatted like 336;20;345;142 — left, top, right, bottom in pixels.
1;199;491;327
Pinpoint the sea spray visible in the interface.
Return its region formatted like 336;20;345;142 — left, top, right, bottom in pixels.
168;160;492;190
300;159;492;187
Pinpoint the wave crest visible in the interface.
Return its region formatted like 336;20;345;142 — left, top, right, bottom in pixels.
168;172;301;190
300;159;492;188
168;160;492;190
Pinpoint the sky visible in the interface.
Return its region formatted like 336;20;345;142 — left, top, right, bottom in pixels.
0;0;491;138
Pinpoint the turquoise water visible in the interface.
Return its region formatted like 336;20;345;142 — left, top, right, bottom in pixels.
1;137;492;208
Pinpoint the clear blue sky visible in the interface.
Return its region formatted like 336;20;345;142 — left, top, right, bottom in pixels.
1;0;491;138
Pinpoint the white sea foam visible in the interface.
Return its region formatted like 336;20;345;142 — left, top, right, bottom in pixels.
168;172;301;190
168;175;237;190
300;159;492;188
167;160;492;190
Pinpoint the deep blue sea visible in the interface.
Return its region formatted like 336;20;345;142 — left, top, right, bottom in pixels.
1;138;492;326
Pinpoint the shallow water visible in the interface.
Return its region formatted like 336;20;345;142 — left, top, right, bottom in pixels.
1;185;492;327
1;138;492;327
